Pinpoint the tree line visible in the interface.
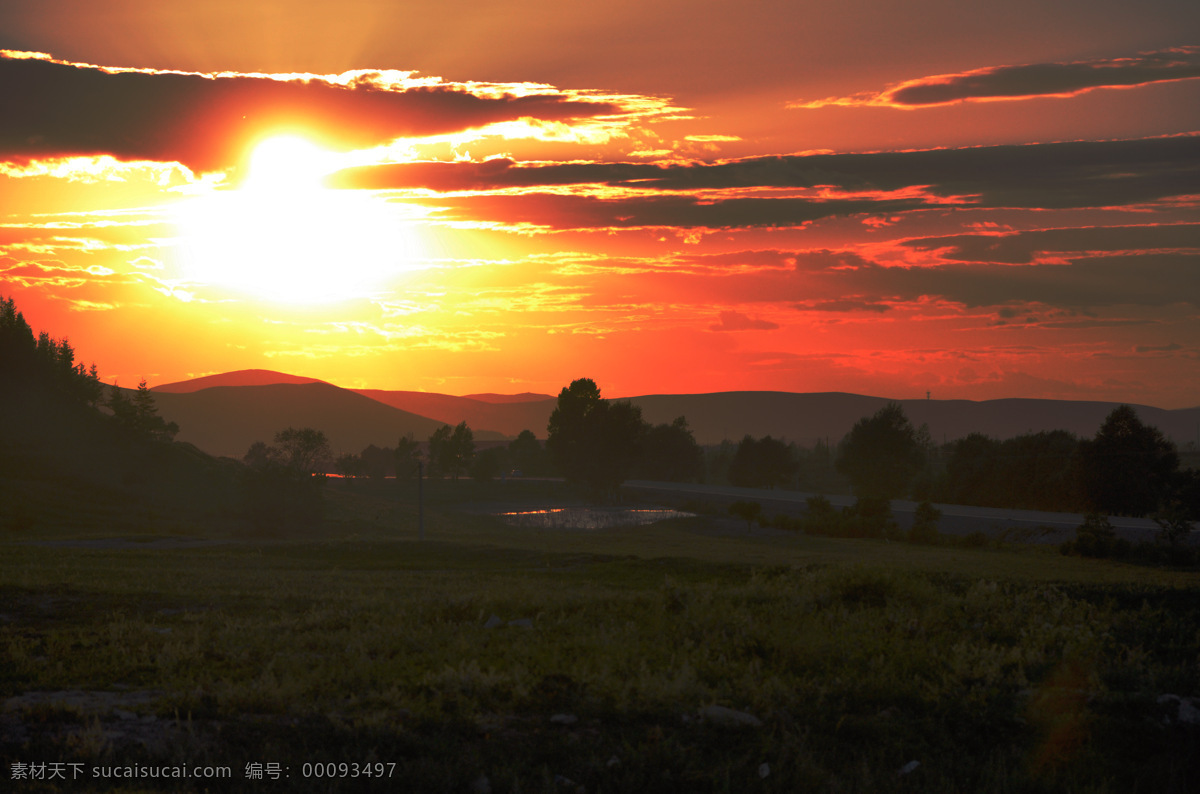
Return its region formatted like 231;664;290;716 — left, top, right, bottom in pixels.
2;294;179;443
707;401;1197;521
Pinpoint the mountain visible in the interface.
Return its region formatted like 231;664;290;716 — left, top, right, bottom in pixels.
151;382;507;459
463;392;554;404
628;392;1200;447
351;389;555;438
149;370;1200;452
154;369;328;393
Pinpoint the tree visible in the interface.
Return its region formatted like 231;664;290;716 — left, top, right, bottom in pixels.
546;378;645;497
106;380;179;442
1079;405;1178;516
359;444;392;480
727;434;797;488
508;429;550;476
133;380;179;441
636;416;705;482
272;427;332;476
909;500;942;544
244;440;275;469
240;431;328;529
428;421;475;479
471;446;506;482
335;452;367;479
728;500;762;530
837;403;923;500
394;433;422;479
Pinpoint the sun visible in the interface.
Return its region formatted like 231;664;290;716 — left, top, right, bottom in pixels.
173;135;419;304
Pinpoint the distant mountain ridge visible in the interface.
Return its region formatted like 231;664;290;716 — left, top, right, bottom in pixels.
151;370;1200;456
150;382;508;459
154;369;329;392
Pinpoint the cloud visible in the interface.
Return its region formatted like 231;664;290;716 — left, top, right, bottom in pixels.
790;47;1200;108
902;223;1200;264
855;253;1200;310
709;310;779;331
338;136;1200;213
427;192;928;231
796;299;892;313
0;51;665;172
596;239;1199;313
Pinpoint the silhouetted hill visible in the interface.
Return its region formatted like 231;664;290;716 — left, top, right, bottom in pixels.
146;370;1200;451
1;383;240;532
151;382;508;459
154;369;328;393
463;392;554;404
628;392;1200;447
352;389;555;438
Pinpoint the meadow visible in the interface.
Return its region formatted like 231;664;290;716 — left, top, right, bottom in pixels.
2;478;1199;793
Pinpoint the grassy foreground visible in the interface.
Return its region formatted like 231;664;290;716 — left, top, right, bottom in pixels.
2;479;1199;792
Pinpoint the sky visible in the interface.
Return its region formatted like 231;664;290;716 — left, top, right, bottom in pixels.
1;0;1198;407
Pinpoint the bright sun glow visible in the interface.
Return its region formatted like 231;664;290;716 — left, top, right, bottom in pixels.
173;135;420;304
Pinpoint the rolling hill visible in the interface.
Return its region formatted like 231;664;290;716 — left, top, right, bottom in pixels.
151;382;507;460
154;369;329;392
351;389;556;438
628;392;1200;447
151;370;1200;454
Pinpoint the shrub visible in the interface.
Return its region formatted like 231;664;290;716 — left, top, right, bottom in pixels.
1062;513;1130;559
908;500;943;544
728;500;763;530
801;494;844;536
842;497;900;539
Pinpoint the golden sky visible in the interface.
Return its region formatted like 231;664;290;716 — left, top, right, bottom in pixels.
1;1;1198;406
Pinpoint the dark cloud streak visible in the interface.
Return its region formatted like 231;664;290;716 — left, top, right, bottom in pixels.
792;47;1200;107
342;136;1200;212
429;192;927;230
0;54;625;171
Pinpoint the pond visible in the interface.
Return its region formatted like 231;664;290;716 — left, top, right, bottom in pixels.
496;507;695;530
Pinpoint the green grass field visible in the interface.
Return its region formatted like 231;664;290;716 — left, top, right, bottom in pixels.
3;478;1199;792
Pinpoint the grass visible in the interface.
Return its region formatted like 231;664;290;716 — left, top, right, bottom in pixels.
2;477;1199;792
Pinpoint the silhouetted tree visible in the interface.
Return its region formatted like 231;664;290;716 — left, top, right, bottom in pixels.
837;403;923;500
728;500;763;530
727;435;797;488
429;421;475;479
272;427;333;476
636;416;705;482
106;380;178;442
240;431;328;530
335;453;367;478
546;378;645;497
471;446;506;482
244;441;275;470
1080;405;1178;516
508;429;550;476
394;433;421;479
909;501;942;544
2;294;102;405
360;443;392;480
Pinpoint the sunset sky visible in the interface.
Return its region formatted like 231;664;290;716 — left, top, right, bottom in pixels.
2;1;1198;406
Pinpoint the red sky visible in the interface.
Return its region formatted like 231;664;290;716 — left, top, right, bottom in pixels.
1;1;1198;406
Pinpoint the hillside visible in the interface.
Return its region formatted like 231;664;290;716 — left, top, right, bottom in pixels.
151;382;508;459
352;389;556;438
153;369;328;392
150;370;1200;450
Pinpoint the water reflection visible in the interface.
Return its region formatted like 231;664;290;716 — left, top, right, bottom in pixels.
497;507;695;530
